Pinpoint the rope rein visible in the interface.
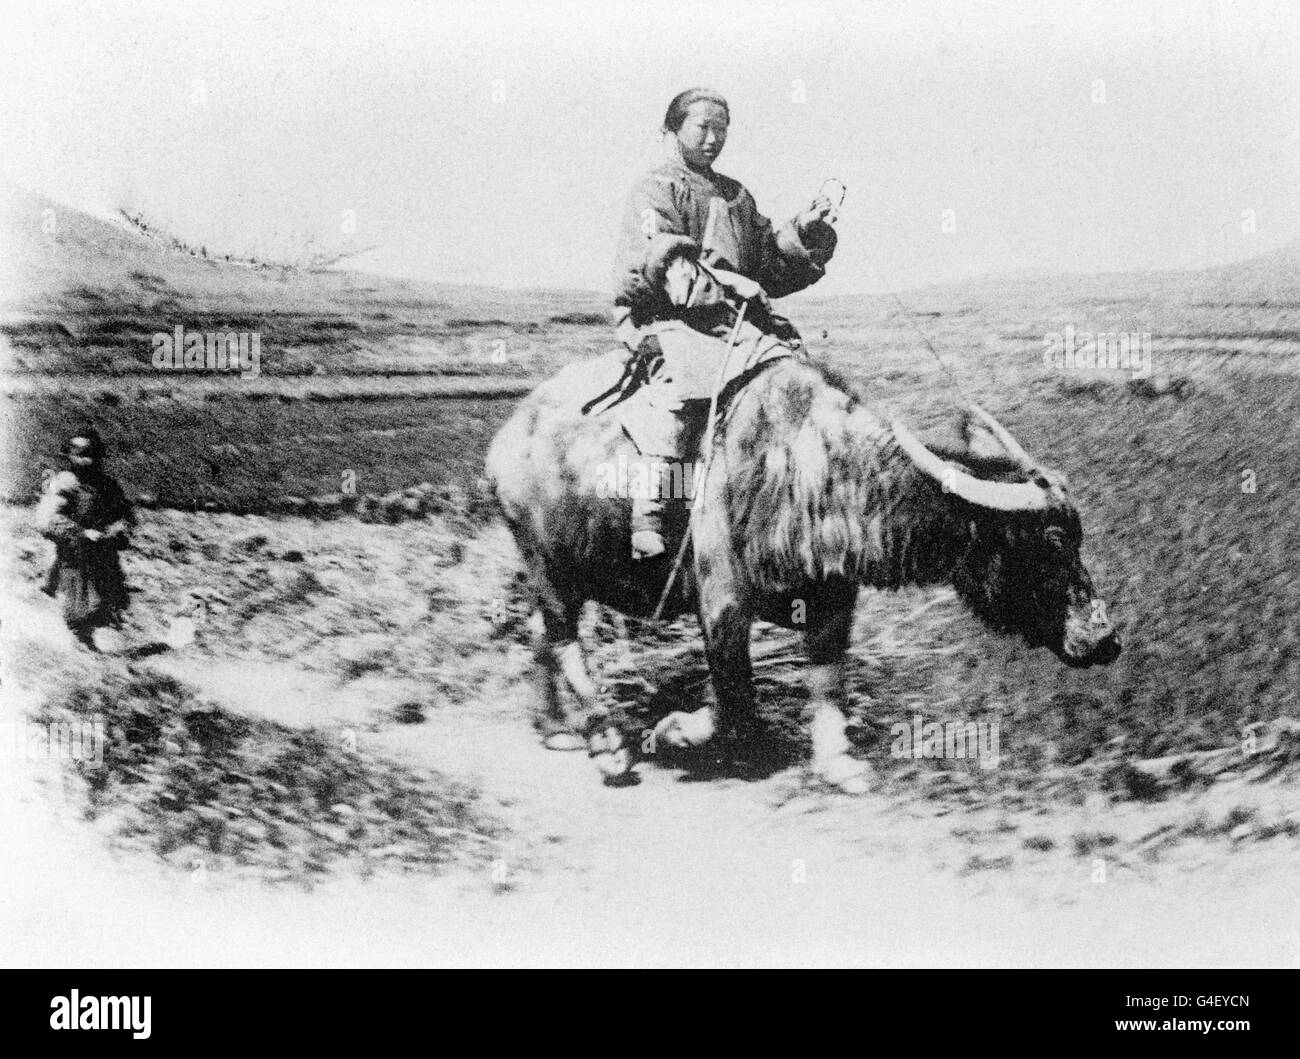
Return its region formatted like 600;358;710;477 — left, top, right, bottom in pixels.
650;297;749;621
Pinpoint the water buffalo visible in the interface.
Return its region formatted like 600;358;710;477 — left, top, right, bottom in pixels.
486;351;1120;791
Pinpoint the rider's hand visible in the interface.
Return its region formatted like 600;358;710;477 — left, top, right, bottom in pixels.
707;267;766;306
663;255;699;306
795;195;835;235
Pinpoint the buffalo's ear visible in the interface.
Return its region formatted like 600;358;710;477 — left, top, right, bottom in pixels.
914;415;968;460
962;411;1006;462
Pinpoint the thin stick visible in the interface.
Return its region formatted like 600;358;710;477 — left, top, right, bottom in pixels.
866;257;971;406
651;298;749;621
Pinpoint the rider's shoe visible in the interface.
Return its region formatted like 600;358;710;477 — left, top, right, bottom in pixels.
631;528;666;560
630;456;673;560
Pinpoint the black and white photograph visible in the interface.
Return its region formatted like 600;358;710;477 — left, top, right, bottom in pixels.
0;0;1297;990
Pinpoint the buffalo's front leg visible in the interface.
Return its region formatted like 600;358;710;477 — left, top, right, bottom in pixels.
655;557;753;752
805;597;870;794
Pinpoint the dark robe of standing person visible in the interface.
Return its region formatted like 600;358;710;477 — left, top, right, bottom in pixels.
35;429;134;649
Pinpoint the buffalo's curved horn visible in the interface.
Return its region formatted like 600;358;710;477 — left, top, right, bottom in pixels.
892;419;1052;512
968;403;1039;476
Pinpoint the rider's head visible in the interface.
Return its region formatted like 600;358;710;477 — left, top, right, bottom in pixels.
663;88;729;171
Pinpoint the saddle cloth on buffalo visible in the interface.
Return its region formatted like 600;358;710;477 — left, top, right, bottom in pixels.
581;316;803;420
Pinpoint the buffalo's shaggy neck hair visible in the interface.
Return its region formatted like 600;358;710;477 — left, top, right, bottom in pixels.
721;360;1075;628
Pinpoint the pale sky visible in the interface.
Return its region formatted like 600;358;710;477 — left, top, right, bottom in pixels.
3;0;1299;295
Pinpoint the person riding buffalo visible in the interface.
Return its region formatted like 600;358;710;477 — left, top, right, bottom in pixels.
612;87;839;558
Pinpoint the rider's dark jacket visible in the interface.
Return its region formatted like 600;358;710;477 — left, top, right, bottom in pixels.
612;143;836;350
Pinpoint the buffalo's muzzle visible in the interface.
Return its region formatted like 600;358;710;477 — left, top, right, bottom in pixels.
1061;626;1122;667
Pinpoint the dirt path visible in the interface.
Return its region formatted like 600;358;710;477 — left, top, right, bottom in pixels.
18;643;1289;967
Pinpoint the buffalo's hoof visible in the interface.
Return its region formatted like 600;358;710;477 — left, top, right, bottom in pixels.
542;731;586;752
654;708;716;750
813;754;872;795
588;725;633;781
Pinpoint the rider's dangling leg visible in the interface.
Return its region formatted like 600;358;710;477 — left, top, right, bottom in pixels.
620;368;686;561
616;317;803;560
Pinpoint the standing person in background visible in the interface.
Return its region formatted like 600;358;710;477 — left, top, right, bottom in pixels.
36;426;134;650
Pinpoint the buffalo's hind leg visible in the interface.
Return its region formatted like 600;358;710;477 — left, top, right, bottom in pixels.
548;611;632;781
530;613;586;752
514;528;598;749
522;545;632;778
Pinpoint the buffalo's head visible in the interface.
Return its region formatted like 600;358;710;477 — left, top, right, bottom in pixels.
892;405;1121;668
